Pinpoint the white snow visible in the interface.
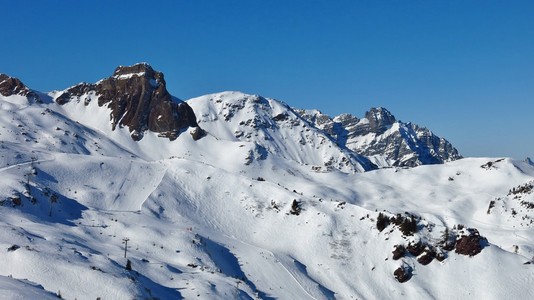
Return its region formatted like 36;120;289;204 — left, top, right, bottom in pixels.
114;72;146;80
1;90;534;299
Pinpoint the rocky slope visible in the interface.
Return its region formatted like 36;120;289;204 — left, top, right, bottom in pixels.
295;107;461;167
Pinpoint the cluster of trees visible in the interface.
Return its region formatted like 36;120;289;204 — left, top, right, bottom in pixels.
376;212;417;236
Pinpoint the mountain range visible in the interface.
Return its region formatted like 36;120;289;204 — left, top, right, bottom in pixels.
0;63;532;299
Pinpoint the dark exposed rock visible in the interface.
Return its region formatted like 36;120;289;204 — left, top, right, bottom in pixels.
7;245;20;252
393;265;412;283
392;245;406;260
508;182;534;196
54;63;200;141
55;83;96;105
0;74;41;103
455;228;487;256
406;241;424;256
417;249;436;265
0;74;27;96
190;127;206;141
272;113;289;122
364;107;396;135
10;196;22;206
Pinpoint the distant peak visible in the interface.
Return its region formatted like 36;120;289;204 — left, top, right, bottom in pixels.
365;107;395;120
364;107;396;134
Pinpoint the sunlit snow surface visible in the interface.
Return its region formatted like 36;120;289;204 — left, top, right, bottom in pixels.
1;92;534;299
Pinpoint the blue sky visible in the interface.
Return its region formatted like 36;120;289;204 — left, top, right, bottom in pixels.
3;1;533;159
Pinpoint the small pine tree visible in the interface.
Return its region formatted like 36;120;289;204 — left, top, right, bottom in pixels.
125;259;132;271
49;193;58;217
376;212;390;232
399;215;417;236
441;228;449;244
290;199;301;215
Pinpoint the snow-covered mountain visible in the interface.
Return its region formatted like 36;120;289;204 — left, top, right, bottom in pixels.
1;63;533;299
295;107;461;167
188;91;376;173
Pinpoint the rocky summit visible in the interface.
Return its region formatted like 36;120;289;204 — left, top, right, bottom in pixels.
0;73;41;103
295;107;461;167
55;63;199;141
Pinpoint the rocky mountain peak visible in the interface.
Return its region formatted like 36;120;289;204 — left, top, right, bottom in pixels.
112;63;164;84
0;74;41;102
364;107;396;134
0;74;27;97
295;106;461;167
113;62;154;75
55;63;200;141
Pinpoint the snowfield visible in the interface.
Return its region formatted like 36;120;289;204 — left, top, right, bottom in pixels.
1;90;534;299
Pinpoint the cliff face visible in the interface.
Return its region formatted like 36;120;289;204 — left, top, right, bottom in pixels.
55;63;199;141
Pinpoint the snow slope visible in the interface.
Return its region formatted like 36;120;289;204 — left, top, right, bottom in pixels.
1;85;534;299
188;91;375;173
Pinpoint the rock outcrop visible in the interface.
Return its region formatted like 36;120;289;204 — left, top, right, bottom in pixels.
455;228;487;256
394;265;412;283
0;74;41;103
55;63;199;141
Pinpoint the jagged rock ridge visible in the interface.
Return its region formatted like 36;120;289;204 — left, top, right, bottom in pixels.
295;107;461;167
0;74;41;103
55;63;199;141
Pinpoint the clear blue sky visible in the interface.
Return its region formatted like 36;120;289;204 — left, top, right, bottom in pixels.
3;1;533;159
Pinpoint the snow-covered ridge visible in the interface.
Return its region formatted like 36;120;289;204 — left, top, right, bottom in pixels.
3;63;530;299
188;91;376;173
